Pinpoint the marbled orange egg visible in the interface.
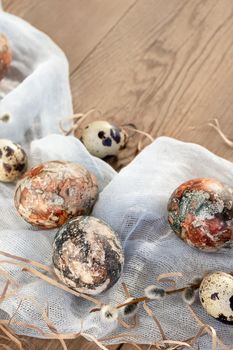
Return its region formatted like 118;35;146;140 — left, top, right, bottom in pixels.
0;34;12;80
14;161;98;229
168;178;233;251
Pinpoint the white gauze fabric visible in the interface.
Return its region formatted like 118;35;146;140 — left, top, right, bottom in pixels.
0;8;73;145
0;9;232;350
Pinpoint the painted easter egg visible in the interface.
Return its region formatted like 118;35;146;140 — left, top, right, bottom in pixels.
199;271;233;323
0;139;27;182
167;178;233;251
14;161;98;229
0;34;12;80
53;216;124;295
81;121;128;158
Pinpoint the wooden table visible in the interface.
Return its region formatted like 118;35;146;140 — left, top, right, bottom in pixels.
2;0;233;349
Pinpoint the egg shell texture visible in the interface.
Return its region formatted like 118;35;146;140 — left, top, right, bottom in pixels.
0;139;27;182
14;161;98;229
199;272;233;324
81;120;127;158
0;34;12;80
167;178;233;251
53;216;124;295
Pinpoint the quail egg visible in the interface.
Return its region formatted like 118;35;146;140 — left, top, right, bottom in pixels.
81;120;128;158
0;139;27;182
53;216;124;295
167;178;233;251
199;271;233;324
14;161;98;229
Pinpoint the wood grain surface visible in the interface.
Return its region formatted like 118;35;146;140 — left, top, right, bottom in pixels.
2;0;233;349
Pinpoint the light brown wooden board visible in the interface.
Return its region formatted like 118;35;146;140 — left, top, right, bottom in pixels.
70;0;233;164
2;0;233;349
3;0;135;72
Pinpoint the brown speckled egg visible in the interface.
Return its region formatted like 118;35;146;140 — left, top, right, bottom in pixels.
168;178;233;251
14;161;98;229
199;272;233;324
81;121;128;158
53;216;124;295
0;139;27;182
0;34;12;80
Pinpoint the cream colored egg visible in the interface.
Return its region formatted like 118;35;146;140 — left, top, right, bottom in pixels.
0;139;27;182
81;121;128;158
199;271;233;323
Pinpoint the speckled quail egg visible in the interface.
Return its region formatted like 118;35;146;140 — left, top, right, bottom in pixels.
0;139;27;182
0;34;12;80
199;271;233;323
14;161;98;229
52;216;124;295
81;120;128;158
168;178;233;251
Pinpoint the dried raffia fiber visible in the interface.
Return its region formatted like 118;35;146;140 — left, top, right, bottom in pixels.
1;7;233;350
0;253;230;350
208;119;233;148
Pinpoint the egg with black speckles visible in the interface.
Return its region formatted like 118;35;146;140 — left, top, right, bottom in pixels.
0;139;27;182
168;178;233;251
199;271;233;324
52;216;124;295
14;161;98;229
81;121;128;158
0;34;12;80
